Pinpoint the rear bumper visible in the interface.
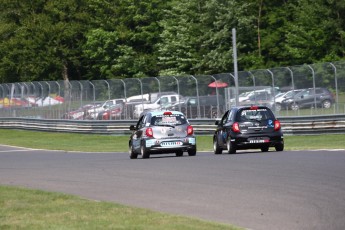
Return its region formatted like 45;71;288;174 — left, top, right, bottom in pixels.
144;137;196;153
231;133;283;149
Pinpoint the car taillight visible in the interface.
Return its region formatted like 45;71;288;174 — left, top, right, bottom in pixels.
232;122;240;133
187;125;194;135
146;127;153;137
274;120;281;131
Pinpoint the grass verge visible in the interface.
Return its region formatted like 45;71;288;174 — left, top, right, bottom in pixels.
0;129;343;229
0;185;240;230
0;129;343;152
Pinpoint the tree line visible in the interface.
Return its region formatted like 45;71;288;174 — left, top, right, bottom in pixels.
0;0;344;83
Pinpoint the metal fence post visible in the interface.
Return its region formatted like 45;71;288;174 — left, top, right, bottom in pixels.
248;71;256;103
210;75;220;117
104;80;110;100
172;76;180;111
190;75;200;118
267;69;276;110
329;63;339;113
307;65;317;109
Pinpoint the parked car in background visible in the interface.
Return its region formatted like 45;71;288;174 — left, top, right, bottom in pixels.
240;90;272;107
167;95;225;118
270;89;303;111
124;92;178;119
133;94;183;118
128;111;196;159
97;103;123;120
213;105;284;154
62;102;102;120
87;98;125;119
281;88;335;111
230;87;280;108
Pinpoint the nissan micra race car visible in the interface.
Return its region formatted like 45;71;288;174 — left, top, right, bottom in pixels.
129;111;196;159
213;105;284;154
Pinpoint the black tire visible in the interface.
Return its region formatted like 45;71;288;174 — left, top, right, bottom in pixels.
175;151;183;157
291;102;299;111
275;143;284;151
213;137;222;155
210;108;218;118
275;103;282;111
129;142;138;159
226;139;236;154
140;141;150;159
322;99;332;109
261;146;269;152
188;148;196;156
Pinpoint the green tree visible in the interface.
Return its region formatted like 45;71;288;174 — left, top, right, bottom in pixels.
83;0;168;79
157;0;256;76
199;0;256;73
284;0;345;64
0;0;90;83
250;0;297;68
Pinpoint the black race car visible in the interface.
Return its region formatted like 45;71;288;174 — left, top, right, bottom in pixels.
129;111;196;159
213;106;284;154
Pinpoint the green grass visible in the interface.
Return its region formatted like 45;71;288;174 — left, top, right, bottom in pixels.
0;129;343;229
0;185;239;230
0;129;129;152
0;129;343;152
283;134;345;150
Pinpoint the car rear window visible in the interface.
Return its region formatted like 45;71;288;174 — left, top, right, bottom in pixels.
151;114;187;126
236;108;274;122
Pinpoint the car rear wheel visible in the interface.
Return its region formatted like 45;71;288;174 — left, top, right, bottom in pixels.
275;143;284;151
175;151;183;157
261;146;269;152
188;148;196;156
226;139;236;154
213;137;222;155
129;143;138;159
322;99;332;109
140;142;150;159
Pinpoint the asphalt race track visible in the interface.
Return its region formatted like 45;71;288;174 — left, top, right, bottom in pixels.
0;145;345;230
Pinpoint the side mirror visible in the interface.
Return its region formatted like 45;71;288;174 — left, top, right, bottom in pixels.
129;125;136;131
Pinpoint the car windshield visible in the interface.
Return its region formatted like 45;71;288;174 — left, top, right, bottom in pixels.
294;90;307;98
275;92;284;98
237;108;274;122
151;114;187;126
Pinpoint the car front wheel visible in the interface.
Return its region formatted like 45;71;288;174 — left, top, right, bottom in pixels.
291;102;299;111
322;99;332;109
129;142;138;159
275;103;282;111
213;137;222;155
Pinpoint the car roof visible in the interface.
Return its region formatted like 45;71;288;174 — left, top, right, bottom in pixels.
230;105;272;111
148;110;184;116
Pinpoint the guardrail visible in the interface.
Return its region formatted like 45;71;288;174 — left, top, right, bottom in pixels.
1;115;345;135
